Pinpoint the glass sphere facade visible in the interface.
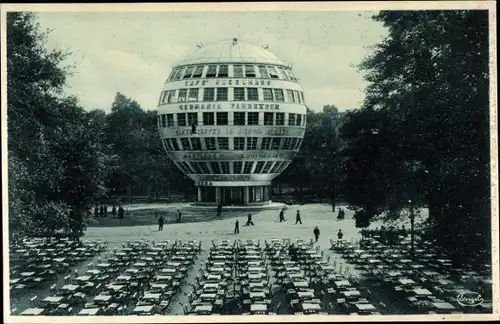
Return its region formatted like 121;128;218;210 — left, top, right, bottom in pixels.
156;39;307;205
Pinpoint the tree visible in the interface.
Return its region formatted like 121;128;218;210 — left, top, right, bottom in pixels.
348;10;490;264
7;12;107;240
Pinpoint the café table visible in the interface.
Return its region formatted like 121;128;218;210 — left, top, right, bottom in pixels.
93;295;112;304
302;303;321;312
398;278;416;286
116;275;132;282
203;283;219;291
42;296;64;304
293;281;310;289
132;305;155;314
10;278;22;284
20;308;45;316
343;290;361;298
143;293;162;302
21;272;35;277
195;305;213;314
250;292;266;300
433;302;456;311
96;263;111;268
298;291;315;299
356;303;377;313
251;304;267;314
200;293;216;301
335;280;351;288
248;267;265;273
61;284;79;292
414;288;433;296
75;276;92;282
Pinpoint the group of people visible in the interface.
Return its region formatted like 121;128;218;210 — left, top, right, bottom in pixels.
279;208;303;224
157;209;183;231
337;207;346;220
94;204;124;219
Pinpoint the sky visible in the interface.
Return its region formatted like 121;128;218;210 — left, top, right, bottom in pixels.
36;11;388;112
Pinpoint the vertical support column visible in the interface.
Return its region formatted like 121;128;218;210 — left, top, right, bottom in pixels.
197;186;202;202
244;187;250;205
215;187;221;205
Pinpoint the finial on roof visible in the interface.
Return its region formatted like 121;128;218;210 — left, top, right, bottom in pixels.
196;42;204;49
262;44;269;49
233;38;238;45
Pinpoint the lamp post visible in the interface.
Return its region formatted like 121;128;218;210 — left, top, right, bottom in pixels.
408;199;415;258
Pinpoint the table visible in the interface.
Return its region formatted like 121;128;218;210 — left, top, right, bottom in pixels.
433;302;456;310
248;267;265;273
342;290;361;297
200;293;216;300
302;303;321;311
20;308;45;316
250;292;266;299
195;305;213;313
21;272;35;277
96;263;111;268
398;278;416;285
42;296;64;304
133;305;155;314
61;284;79;292
335;280;351;287
414;288;433;296
251;304;267;312
160;268;176;274
94;295;112;302
356;303;376;311
293;281;309;288
76;276;91;282
203;283;219;290
298;291;315;299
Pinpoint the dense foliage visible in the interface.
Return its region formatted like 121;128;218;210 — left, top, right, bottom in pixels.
339;10;490;265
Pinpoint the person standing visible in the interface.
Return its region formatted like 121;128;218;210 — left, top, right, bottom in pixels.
94;206;99;218
158;214;164;231
279;208;286;222
313;226;320;243
104;204;108;218
111;205;117;218
295;210;302;224
234;220;240;234
337;229;344;246
245;214;255;226
177;209;182;223
118;205;124;219
99;205;104;217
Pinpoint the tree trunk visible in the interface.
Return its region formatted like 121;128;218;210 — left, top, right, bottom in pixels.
331;182;336;211
127;184;132;204
299;182;303;205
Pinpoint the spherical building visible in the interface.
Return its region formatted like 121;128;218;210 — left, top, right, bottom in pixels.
157;38;307;206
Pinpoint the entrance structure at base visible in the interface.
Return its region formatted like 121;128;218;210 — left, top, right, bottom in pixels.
156;38;307;206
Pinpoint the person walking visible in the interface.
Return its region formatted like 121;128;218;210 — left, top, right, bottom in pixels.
279;208;286;222
94;206;99;218
99;205;104;217
158;214;164;231
337;229;344;246
234;220;240;234
337;207;342;220
245;214;255;226
111;205;117;218
118;205;124;219
103;205;108;218
177;209;182;223
313;226;320;243
295;210;302;224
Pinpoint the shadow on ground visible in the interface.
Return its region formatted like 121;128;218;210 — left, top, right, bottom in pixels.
88;207;253;227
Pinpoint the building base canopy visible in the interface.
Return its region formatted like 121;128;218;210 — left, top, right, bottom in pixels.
197;185;272;206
